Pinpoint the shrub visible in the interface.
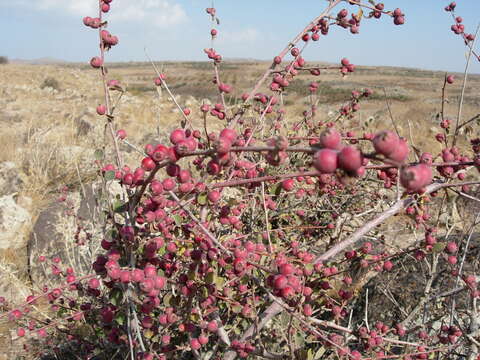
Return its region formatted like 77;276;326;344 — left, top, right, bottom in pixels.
3;1;480;360
0;56;8;65
40;77;61;91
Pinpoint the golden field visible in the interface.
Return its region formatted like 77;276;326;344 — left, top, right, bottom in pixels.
0;60;479;358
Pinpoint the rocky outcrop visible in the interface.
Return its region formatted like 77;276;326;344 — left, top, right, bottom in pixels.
0;161;24;197
28;184;102;287
0;195;31;250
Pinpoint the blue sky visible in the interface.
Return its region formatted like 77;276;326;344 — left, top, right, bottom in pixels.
0;0;479;73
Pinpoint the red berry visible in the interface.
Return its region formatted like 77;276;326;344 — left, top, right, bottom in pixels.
446;242;458;254
90;56;103;68
319;128;341;149
190;338;201;350
313;149;338;173
116;129;127;140
400;164;432;192
383;261;393;271
281;179;295;191
388;139;409;163
219;128;237;142
273;275;288;290
207;321;218;332
373;131;399;156
393;8;403;17
198;335;209;345
338;146;363;173
207;190;221;203
141;157;156;172
394;16;405;25
279;263;294;276
96;104;106;115
170;129;186;144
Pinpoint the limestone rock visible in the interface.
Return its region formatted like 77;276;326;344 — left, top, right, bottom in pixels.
28;184;102;287
0;195;31;250
0;162;24;196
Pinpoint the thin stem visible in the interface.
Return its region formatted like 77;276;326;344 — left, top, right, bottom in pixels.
453;23;480;146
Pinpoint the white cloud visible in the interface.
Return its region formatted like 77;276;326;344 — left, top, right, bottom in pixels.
1;0;187;27
110;0;187;27
36;0;96;14
219;27;260;44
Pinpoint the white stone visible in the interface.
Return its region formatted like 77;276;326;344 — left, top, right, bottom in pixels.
0;195;31;249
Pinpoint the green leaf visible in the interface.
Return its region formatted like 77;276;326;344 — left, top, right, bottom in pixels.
205;271;215;284
231;304;242;314
214;275;225;289
314;348;326;359
433;242;446;253
94;149;104;160
109;288;123;306
197;192;208;206
269;182;282;196
307;349;314;360
163;293;172;306
113;200;127;213
106;228;118;241
295;332;305;347
173;214;182;226
115;313;125;326
104;170;116;181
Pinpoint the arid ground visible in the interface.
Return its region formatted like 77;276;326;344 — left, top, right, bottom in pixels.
0;61;479;358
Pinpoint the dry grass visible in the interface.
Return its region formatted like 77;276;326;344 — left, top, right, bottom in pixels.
0;61;479;358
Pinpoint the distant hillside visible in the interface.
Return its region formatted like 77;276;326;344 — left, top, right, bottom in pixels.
10;57;69;65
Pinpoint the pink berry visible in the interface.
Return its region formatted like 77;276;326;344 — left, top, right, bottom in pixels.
313;149;338;173
400;164;433;192
207;190;221;203
393;8;403;17
448;255;457;265
83;16;92;26
219;128;237;142
90;56;103;68
162;178;176;191
198;335;209;345
446;75;454;84
170;129;186;144
96;104;106;115
190;338;201;350
116;129;127;140
446;242;458;254
141;157;156;172
383;261;393;271
373;131;399;156
388;138;409;162
207;321;218;332
319;128;341;149
338;146;363;173
394;16;405;25
279;263;294;276
281;179;295;191
273;275;288;290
